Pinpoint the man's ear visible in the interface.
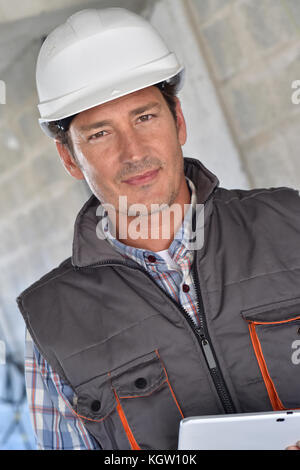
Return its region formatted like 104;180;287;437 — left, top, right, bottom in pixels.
174;97;187;147
55;141;85;180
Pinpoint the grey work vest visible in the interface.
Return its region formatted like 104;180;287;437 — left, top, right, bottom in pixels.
17;158;300;450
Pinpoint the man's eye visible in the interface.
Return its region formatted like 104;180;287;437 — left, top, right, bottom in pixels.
138;114;153;122
89;131;106;140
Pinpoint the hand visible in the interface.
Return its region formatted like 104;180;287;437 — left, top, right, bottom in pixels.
286;440;300;450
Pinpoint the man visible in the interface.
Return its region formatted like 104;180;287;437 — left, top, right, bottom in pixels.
17;8;300;450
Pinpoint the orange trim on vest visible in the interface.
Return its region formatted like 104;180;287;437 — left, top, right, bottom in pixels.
112;388;141;450
155;349;185;419
248;315;300;411
251;315;300;326
248;322;284;410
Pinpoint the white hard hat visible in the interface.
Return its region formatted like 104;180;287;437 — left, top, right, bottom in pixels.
36;7;184;137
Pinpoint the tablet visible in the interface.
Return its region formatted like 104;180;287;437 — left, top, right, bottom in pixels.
178;410;300;450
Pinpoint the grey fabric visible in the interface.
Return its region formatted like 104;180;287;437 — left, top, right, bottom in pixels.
16;158;300;450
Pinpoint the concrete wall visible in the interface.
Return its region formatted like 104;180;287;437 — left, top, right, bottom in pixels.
151;0;250;190
0;39;91;356
0;0;152;22
187;0;300;189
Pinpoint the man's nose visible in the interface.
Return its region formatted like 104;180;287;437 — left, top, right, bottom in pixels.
118;127;147;163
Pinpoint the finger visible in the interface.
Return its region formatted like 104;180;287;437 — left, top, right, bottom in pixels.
286;439;300;450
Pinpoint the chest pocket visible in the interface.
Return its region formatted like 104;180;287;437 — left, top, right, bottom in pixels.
242;297;300;411
75;349;184;450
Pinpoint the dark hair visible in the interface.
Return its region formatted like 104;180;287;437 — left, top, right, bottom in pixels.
46;74;181;155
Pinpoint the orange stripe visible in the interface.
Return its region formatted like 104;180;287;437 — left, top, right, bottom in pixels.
251;314;300;326
112;388;141;450
155;349;185;419
248;322;285;410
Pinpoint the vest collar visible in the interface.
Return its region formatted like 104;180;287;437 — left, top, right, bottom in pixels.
71;158;219;268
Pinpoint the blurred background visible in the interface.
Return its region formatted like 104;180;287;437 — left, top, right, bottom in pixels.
1;0;300;449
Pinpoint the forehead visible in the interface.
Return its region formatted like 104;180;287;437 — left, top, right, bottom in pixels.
71;86;164;128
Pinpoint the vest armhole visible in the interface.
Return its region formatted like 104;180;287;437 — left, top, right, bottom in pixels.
16;294;72;388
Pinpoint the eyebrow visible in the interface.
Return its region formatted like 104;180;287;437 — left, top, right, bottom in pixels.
78;101;161;132
129;101;161;117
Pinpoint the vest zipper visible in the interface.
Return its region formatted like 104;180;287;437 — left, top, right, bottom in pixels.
76;257;236;414
190;264;236;414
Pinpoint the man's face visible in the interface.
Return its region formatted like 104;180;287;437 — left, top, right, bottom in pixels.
66;86;187;214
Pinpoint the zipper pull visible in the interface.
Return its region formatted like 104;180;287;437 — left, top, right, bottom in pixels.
196;328;217;370
202;338;217;369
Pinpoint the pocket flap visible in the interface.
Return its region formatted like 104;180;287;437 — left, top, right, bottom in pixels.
76;374;116;421
241;297;300;323
76;350;165;420
110;350;165;398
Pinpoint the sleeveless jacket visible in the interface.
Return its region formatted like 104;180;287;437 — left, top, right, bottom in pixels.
17;158;300;450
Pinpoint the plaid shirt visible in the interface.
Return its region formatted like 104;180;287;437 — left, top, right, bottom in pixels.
25;178;200;450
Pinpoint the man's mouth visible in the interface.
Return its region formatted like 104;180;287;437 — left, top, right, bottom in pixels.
122;168;160;186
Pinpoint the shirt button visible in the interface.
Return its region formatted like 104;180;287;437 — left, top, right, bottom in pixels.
147;255;156;263
182;284;190;293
